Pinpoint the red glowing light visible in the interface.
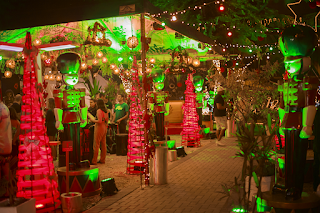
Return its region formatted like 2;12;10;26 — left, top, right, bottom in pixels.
219;5;225;11
36;204;44;208
227;31;232;37
222;48;226;52
181;74;201;147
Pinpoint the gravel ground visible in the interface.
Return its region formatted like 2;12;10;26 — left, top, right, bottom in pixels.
54;135;214;211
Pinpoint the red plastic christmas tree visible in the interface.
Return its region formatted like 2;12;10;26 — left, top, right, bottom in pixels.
16;32;60;212
181;74;201;147
127;58;145;174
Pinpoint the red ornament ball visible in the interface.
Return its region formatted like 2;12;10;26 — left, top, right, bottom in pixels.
310;2;317;9
220;67;225;73
258;36;264;41
88;65;92;69
177;82;182;87
316;0;320;6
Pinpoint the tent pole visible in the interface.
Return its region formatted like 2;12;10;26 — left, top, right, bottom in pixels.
140;13;149;188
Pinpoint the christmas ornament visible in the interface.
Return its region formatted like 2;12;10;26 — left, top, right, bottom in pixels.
81;62;87;70
127;36;139;49
33;38;42;46
96;51;103;58
4;70;12;78
192;59;200;67
110;63;116;70
6;59;15;68
102;57;108;63
85;22;112;47
92;58;99;65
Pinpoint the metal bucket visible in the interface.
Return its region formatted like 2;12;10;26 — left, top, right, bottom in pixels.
61;192;82;213
154;146;168;184
168;150;177;162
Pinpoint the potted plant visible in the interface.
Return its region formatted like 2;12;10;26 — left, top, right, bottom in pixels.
213;62;280;212
0;156;36;213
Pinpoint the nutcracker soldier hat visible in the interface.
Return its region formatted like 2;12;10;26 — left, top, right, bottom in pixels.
57;52;81;75
279;25;318;62
151;68;165;83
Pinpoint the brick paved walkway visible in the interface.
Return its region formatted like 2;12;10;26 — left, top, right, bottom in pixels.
85;137;242;213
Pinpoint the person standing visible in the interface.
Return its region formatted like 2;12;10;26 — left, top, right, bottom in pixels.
9;107;20;161
214;87;227;145
88;99;97;118
11;94;22;120
45;98;58;160
89;99;109;165
112;94;129;134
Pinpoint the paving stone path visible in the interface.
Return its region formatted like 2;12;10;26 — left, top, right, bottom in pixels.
85;137;242;213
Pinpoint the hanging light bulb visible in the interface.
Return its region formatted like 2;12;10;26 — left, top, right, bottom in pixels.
33;39;42;46
146;68;152;73
127;36;139;49
56;72;62;81
102;57;108;63
44;74;49;80
92;58;99;66
192;59;200;67
171;15;177;22
4;70;12;78
110;64;117;70
49;74;55;81
81;62;87;70
96;51;103;58
41;54;47;60
114;68;120;74
149;58;156;64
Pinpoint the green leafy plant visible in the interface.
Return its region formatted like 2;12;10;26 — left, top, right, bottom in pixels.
80;70;102;99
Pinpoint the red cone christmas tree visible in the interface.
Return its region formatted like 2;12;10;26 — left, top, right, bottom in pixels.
181;74;201;147
127;58;145;174
16;32;60;212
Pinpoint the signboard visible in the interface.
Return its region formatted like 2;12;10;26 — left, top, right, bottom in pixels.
119;4;135;15
62;141;73;152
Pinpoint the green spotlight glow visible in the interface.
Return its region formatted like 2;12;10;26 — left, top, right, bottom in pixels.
84;168;99;182
231;207;247;212
118;57;124;62
0;56;2;60
204;127;210;134
269;47;273;51
236;62;239;66
129;56;133;61
167;140;176;149
249;49;252;53
101;178;113;182
161;22;166;26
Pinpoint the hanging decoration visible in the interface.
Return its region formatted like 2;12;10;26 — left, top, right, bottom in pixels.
127;36;139;49
56;72;62;81
149;58;156;64
192;59;200;67
85;22;112;47
81;62;87;70
96;51;103;58
110;63;116;70
102;57;108;63
127;60;145;175
6;59;15;69
44;58;52;67
16;32;60;212
92;58;99;66
181;74;201;147
4;70;12;78
33;38;42;46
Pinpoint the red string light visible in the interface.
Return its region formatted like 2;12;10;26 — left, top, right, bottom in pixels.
127;61;145;175
181;74;201;147
16;32;60;212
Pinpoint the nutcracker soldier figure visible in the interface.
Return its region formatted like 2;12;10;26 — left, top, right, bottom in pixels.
193;75;207;126
273;25;319;200
53;52;88;170
147;69;169;141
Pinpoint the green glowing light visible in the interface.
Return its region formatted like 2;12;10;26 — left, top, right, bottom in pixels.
84;169;99;182
101;178;112;182
118;57;124;62
0;56;2;60
204;127;210;134
161;22;166;26
249;49;252;53
167;140;176;149
129;56;133;61
269;47;273;51
231;208;247;212
236;62;239;66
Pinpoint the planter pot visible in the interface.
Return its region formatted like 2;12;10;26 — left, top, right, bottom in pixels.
0;198;36;213
61;192;82;213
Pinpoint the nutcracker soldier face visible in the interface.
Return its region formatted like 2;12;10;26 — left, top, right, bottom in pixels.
193;75;204;93
152;69;165;91
279;25;318;77
57;52;81;86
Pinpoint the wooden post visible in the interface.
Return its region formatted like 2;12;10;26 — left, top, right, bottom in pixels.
140;13;149;187
66;150;69;194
